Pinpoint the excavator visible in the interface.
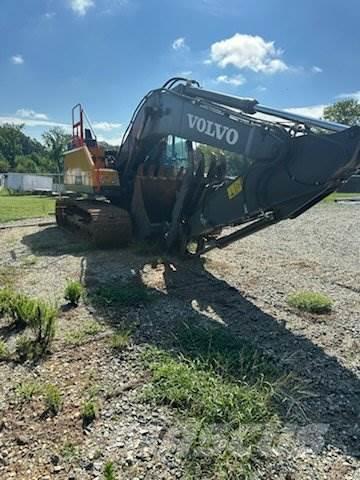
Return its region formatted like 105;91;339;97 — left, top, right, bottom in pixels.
56;77;360;255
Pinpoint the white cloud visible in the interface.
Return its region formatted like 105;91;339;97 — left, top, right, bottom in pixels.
311;65;323;74
16;109;49;121
172;37;187;51
92;121;122;131
337;91;360;101
98;133;124;145
11;55;24;65
207;33;288;74
215;74;246;86
101;0;129;15
0;115;69;130
69;0;95;16
285;105;327;119
0;111;123;143
256;85;267;93
44;12;56;19
179;71;193;77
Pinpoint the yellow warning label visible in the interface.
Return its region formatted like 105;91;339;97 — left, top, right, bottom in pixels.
227;177;243;200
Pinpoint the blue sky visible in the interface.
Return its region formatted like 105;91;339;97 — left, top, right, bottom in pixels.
1;0;360;144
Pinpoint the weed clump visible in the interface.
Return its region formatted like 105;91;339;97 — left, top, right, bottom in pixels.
16;381;42;402
287;291;332;314
64;280;84;306
16;381;62;415
82;399;97;427
109;330;131;352
0;340;9;359
103;460;116;480
44;384;62;415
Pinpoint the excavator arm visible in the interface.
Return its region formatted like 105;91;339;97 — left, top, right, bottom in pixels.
116;78;360;254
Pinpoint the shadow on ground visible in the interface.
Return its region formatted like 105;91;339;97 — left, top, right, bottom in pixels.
22;226;360;459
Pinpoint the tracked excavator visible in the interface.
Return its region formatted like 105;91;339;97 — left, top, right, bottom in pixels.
56;77;360;254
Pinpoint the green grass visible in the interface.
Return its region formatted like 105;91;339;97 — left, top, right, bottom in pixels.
323;192;359;203
64;320;103;345
143;321;292;479
90;280;153;308
287;291;333;314
0;194;55;223
145;354;275;425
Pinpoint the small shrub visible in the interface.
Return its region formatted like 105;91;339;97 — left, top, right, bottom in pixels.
64;280;84;306
2;290;57;350
0;340;9;359
43;384;62;415
103;460;116;480
287;291;333;314
16;381;42;401
12;298;57;360
109;330;131;352
82;399;97;427
30;300;57;352
11;293;35;328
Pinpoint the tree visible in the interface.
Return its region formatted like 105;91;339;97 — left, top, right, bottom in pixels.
42;127;71;173
324;99;360;126
0;124;25;168
13;153;53;174
0;153;9;173
14;155;40;173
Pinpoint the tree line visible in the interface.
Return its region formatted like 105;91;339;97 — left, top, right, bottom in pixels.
0;125;70;174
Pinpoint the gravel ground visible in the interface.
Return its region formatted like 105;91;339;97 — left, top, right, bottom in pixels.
0;202;359;479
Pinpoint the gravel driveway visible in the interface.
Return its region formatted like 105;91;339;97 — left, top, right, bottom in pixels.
0;202;359;479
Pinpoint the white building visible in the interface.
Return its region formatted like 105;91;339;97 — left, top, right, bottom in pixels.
4;173;53;193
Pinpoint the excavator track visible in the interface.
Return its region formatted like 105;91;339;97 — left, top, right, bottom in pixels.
55;198;132;248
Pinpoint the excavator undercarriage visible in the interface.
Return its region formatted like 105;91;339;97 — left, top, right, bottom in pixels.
56;78;360;254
